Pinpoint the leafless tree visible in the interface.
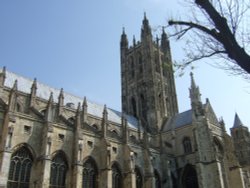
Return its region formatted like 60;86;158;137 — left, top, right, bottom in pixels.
168;0;250;77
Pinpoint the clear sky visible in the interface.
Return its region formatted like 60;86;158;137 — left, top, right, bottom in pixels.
0;0;249;133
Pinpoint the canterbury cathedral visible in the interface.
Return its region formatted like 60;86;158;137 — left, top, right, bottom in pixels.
0;15;250;188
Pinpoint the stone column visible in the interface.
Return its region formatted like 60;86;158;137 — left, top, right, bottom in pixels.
99;139;112;188
0;113;13;187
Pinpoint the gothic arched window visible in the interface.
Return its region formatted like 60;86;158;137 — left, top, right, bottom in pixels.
7;146;33;188
82;158;98;188
140;94;147;120
112;163;122;188
154;169;161;188
131;97;137;117
183;137;192;153
135;167;143;188
49;152;68;188
130;57;135;78
138;52;143;73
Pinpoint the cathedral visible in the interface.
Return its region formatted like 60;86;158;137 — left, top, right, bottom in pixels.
0;15;250;188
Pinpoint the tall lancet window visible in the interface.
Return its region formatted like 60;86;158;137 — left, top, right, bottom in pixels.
131;97;137;117
138;52;143;74
183;137;192;153
130;56;135;79
8;146;33;188
140;94;147;121
82;158;98;188
112;163;122;188
49;152;68;188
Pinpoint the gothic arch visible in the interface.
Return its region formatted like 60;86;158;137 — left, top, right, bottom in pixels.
82;156;98;188
49;150;68;188
135;166;143;188
111;162;123;188
181;164;199;188
11;143;36;158
7;144;34;188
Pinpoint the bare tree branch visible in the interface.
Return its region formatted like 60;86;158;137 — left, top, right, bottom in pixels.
168;0;250;77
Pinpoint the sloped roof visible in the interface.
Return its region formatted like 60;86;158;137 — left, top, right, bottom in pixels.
162;110;192;132
3;69;138;129
233;113;244;128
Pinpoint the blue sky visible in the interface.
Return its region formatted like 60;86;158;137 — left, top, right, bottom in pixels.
0;0;249;132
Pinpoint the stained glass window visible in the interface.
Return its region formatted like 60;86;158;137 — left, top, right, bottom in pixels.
7;146;33;188
112;163;122;188
82;158;98;188
49;152;68;188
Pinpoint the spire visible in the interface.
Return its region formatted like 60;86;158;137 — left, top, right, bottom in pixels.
48;92;54;106
12;80;18;91
189;72;203;117
233;113;244;128
0;66;6;86
82;96;88;123
58;88;64;106
31;78;37;95
120;27;128;49
133;35;136;46
76;102;81;115
102;105;108;138
30;78;37;107
189;72;201;102
141;12;152;40
8;80;18;111
45;92;54;122
103;105;108;122
58;88;64;115
161;27;169;52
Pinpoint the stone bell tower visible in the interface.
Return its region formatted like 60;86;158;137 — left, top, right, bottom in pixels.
120;14;178;132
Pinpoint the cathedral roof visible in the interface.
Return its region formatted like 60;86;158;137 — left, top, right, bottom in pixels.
3;69;138;129
162;110;192;131
233;113;244;128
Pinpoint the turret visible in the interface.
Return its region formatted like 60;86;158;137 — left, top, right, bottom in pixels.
230;113;250;165
120;27;128;50
141;13;152;41
161;28;170;53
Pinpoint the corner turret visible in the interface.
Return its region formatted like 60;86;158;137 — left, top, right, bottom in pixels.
161;27;169;52
120;27;128;50
141;13;152;41
230;113;250;165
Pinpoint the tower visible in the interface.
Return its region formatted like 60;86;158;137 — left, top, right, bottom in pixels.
230;113;250;166
120;14;178;132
